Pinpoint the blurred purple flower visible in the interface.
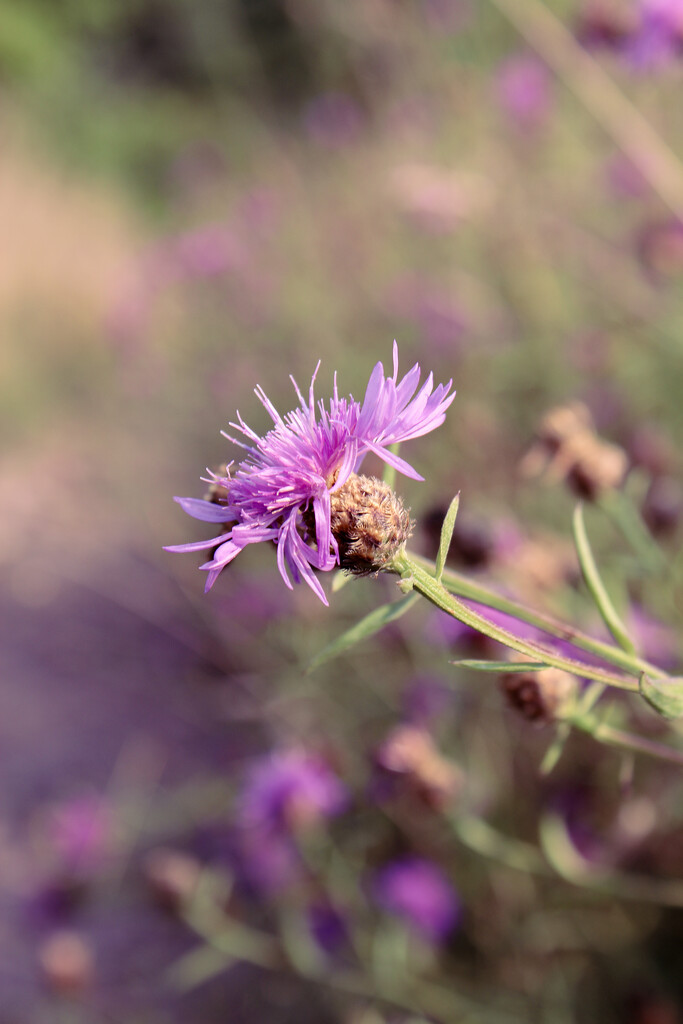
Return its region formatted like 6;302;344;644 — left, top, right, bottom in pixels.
496;54;552;130
238;750;348;834
302;92;364;148
628;0;683;67
372;857;460;942
166;343;455;603
238;830;300;894
50;796;113;877
308;903;347;954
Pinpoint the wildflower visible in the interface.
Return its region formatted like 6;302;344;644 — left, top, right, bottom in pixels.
238;750;348;834
166;344;454;603
49;795;113;877
371;857;460;942
236;750;348;894
628;0;683;67
496;53;552;131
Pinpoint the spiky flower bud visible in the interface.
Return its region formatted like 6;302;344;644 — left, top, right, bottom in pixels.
329;474;413;575
501;667;577;725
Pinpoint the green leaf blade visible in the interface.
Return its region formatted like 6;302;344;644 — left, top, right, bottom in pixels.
450;659;549;673
435;492;460;582
572;503;636;655
307;592;419;673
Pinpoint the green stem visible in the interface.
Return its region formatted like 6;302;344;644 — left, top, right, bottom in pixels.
393;552;639;693
408;552;665;680
569;715;683;768
179;897;521;1022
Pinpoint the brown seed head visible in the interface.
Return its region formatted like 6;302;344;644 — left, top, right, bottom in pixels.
502;667;577;726
329;475;413;575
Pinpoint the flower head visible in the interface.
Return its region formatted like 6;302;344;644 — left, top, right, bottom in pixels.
238;750;348;834
166;343;454;603
371;856;460;942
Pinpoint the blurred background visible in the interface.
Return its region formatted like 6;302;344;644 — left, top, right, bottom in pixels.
1;0;683;1021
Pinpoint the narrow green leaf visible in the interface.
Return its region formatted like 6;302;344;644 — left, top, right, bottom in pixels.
640;673;683;720
572;503;636;655
435;492;460;583
450;659;549;673
307;592;419;673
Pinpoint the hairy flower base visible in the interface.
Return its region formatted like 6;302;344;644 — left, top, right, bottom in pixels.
327;474;413;575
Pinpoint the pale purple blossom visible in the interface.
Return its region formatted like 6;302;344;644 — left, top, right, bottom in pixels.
236;751;348;894
496;54;552;130
166;344;454;603
238;750;348;833
372;856;460;942
628;0;683;67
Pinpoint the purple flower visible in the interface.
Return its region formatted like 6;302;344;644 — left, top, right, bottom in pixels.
238;750;348;833
166;343;454;603
49;796;113;877
496;54;552;130
372;857;460;942
235;751;348;894
628;0;683;67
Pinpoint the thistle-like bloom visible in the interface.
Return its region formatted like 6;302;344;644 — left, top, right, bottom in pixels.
166;343;454;603
371;856;460;942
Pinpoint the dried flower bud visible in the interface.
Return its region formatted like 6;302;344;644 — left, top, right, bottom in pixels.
502;667;577;725
39;930;94;996
537;402;594;451
375;724;462;809
565;433;628;500
143;848;201;912
329;475;413;575
520;403;627;500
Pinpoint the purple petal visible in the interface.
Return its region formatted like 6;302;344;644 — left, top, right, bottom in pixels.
164;536;225;553
173;496;236;523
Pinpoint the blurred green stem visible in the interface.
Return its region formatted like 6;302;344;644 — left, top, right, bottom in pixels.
408;552;665;679
599;490;668;575
568;714;683;767
176;888;522;1022
394;552;640;692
